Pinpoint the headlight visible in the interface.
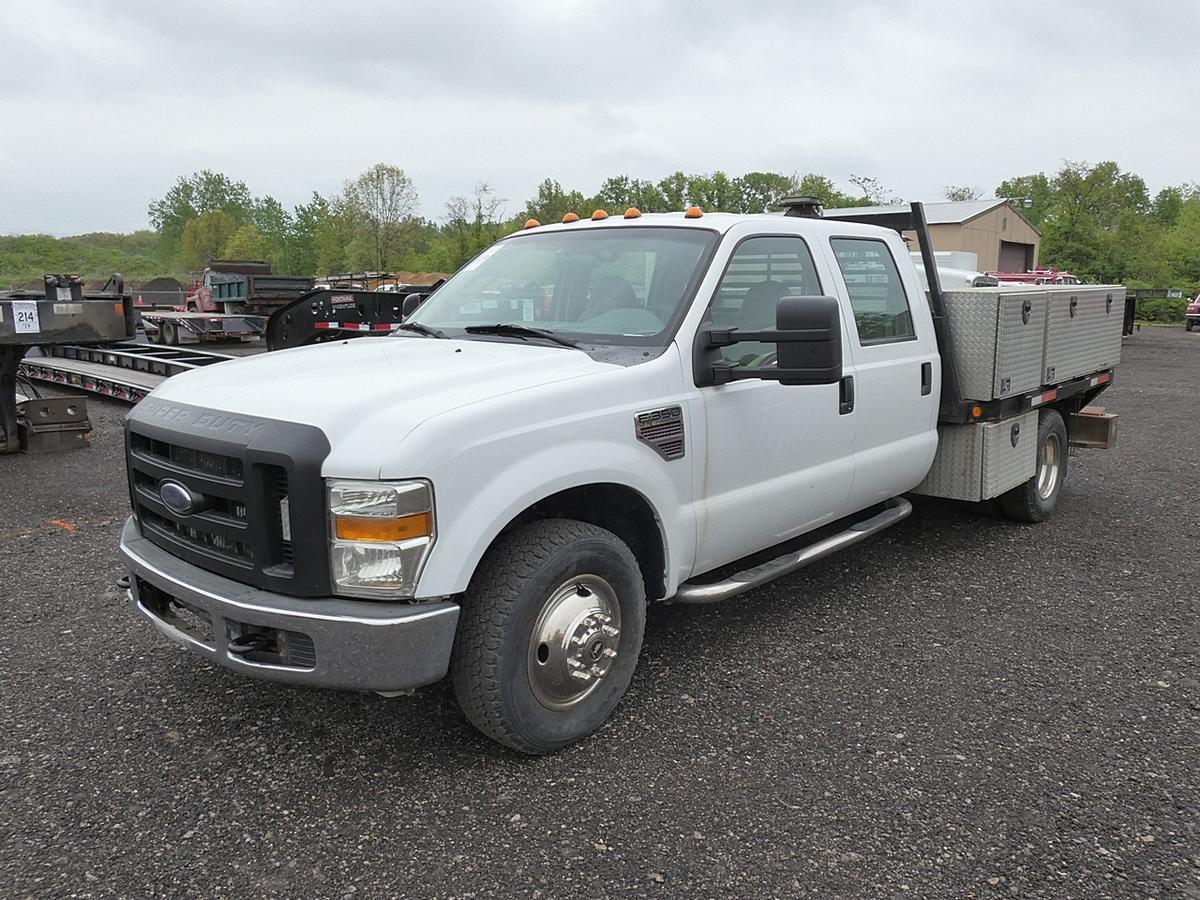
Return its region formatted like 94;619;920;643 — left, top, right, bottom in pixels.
327;480;434;599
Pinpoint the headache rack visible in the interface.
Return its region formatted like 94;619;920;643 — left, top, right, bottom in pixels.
825;202;1123;425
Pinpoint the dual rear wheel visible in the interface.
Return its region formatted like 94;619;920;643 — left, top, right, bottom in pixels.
999;408;1068;522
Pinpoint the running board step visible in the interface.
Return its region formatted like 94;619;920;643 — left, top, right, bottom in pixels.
672;497;913;605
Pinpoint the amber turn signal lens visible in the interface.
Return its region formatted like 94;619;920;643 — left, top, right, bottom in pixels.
561;212;580;223
972;405;983;418
591;209;608;220
624;207;641;219
684;206;703;218
523;218;541;229
335;512;432;542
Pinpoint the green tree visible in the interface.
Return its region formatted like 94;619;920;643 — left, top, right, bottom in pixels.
290;192;332;275
734;172;797;213
791;174;862;210
343;163;420;271
221;224;275;264
148;170;254;256
994;173;1054;227
520;178;588;223
179;209;236;269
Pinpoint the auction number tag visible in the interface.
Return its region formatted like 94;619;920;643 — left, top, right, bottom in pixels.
12;301;40;334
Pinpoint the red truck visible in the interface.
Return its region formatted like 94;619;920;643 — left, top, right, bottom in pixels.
1187;292;1200;332
138;261;314;346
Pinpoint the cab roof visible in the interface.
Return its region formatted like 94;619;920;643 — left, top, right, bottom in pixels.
514;210;897;240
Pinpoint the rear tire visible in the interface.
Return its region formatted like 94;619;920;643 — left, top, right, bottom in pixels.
161;321;179;346
451;519;646;754
999;409;1068;523
1187;319;1194;332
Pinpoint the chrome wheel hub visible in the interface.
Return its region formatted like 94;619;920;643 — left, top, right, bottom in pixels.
527;575;621;710
1037;431;1062;500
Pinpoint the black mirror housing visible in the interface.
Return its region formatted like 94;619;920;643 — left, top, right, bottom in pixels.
695;295;843;387
401;293;426;318
773;295;842;385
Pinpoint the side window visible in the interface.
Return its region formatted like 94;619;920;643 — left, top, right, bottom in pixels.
710;236;822;366
830;238;915;345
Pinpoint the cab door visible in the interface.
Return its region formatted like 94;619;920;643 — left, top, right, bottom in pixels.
819;233;938;510
691;234;858;575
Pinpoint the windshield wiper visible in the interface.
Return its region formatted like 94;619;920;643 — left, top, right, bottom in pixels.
463;323;580;347
395;321;448;339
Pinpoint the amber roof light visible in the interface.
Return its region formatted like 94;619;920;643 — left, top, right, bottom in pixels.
684;206;703;218
624;207;641;219
561;212;580;223
591;209;609;220
523;218;541;229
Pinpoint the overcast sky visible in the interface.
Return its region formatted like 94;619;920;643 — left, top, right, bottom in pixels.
1;0;1196;235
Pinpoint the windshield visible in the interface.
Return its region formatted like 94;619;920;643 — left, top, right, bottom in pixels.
406;226;717;346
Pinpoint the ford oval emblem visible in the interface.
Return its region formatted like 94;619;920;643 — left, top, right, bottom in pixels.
159;480;200;516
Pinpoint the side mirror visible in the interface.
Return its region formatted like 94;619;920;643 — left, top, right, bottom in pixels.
695;295;843;387
401;293;426;318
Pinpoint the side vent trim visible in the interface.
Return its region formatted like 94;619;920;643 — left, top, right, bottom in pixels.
635;405;685;461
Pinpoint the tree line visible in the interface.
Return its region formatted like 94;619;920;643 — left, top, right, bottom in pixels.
3;161;1197;317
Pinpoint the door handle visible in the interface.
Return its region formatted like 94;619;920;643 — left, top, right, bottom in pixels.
920;361;932;396
839;375;855;415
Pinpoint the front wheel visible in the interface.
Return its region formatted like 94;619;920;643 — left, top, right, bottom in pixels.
999;409;1068;522
451;519;646;754
1187;319;1195;332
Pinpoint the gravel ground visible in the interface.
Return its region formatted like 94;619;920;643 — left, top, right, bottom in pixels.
1;329;1197;899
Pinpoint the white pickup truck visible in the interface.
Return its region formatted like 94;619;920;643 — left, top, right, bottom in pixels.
119;201;1123;753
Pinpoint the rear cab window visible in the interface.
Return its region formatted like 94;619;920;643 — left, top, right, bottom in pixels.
829;238;915;345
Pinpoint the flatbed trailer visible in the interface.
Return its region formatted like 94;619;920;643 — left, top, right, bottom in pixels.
20;341;235;403
139;310;267;345
1;274;134;452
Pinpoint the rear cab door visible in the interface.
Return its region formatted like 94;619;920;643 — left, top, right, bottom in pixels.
816;226;939;510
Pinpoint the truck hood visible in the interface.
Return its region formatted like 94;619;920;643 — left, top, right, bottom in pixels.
148;337;617;474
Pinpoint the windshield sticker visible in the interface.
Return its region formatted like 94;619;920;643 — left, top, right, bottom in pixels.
461;301;482;314
522;300;535;321
482;299;498;310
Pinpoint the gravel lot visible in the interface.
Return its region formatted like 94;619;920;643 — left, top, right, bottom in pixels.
2;328;1197;898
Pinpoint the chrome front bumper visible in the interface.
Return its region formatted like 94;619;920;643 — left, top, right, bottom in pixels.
119;517;460;692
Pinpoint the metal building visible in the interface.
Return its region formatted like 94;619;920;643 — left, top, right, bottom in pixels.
824;200;1041;273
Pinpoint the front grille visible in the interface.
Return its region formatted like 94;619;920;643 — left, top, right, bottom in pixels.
141;509;254;565
125;401;331;597
131;432;243;481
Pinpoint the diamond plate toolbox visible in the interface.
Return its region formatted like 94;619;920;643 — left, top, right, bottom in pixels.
940;289;1048;401
1042;287;1124;384
913;410;1038;502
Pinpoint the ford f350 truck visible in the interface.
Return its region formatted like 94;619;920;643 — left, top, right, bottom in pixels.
119;201;1123;753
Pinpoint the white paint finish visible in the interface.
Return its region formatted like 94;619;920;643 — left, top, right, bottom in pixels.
149;336;618;479
147;211;947;602
816;230;941;508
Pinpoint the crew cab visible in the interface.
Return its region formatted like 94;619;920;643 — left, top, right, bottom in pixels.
119;203;1123;753
1186;292;1200;332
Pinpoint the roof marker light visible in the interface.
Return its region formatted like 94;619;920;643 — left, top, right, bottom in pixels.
523;218;541;229
684;206;703;218
562;212;580;223
624;207;641;219
591;209;608;220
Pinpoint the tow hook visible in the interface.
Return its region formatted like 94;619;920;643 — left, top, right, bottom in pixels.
115;574;131;590
227;633;276;656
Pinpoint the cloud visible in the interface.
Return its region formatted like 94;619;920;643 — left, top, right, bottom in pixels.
1;0;1196;234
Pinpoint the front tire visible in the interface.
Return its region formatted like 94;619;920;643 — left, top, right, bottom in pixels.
451;519;646;754
1187;319;1195;332
999;409;1068;522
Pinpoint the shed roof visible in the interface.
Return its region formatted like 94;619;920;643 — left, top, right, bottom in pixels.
825;199;1039;234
